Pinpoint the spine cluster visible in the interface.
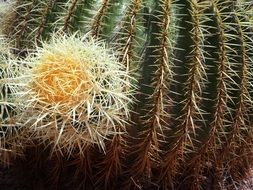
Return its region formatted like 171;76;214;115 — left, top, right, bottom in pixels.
0;0;253;189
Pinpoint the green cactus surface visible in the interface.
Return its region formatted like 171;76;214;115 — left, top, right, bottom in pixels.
0;0;253;189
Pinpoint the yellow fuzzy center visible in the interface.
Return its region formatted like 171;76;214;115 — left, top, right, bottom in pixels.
31;53;90;105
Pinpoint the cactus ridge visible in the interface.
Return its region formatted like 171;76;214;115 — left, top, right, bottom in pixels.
0;0;253;189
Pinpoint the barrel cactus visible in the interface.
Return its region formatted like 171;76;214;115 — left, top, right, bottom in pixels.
0;0;253;189
15;33;132;156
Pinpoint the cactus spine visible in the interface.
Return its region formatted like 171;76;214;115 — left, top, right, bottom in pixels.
0;0;253;189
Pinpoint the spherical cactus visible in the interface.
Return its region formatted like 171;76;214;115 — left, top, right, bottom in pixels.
14;33;132;156
1;0;253;190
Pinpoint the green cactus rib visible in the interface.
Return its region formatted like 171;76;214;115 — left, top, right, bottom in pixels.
10;0;39;49
214;6;253;187
90;0;110;38
62;0;80;32
196;0;242;187
98;0;124;40
35;0;57;42
1;0;253;189
176;1;253;189
3;0;98;49
125;0;173;188
157;1;208;188
68;0;97;33
113;0;144;72
175;1;238;189
221;6;253;185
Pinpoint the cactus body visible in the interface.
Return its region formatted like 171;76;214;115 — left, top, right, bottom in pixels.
13;33;132;157
1;0;253;189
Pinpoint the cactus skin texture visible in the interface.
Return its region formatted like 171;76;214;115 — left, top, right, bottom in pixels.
0;0;253;189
